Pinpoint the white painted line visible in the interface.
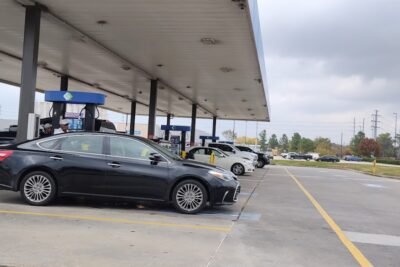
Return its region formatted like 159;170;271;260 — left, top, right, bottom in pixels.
344;231;400;247
363;183;386;189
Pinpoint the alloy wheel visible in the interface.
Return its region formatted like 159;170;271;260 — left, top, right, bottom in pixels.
176;183;204;212
232;164;244;175
23;174;52;203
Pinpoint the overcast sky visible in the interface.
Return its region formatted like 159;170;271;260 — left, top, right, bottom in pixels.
1;0;399;144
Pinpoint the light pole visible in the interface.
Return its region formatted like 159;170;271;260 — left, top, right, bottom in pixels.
394;113;398;158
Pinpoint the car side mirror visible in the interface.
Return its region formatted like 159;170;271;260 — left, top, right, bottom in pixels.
232;150;236;154
149;153;162;165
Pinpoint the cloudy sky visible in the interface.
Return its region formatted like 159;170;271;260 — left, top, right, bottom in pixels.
0;0;399;144
258;0;400;143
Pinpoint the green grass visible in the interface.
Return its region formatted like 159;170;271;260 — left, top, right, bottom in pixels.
272;160;400;179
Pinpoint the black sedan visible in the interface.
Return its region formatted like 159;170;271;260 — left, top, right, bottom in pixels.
0;132;240;214
316;155;340;162
235;145;270;168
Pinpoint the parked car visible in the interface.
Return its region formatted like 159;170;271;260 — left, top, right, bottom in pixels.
287;152;313;160
316;155;340;162
306;153;320;160
208;143;258;166
281;152;288;158
187;147;254;175
344;155;362;161
0;132;240;214
235;145;270;168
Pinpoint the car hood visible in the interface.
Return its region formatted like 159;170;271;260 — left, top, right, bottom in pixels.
182;160;226;172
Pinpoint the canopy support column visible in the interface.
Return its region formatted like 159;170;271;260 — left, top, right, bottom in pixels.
147;79;158;139
190;104;197;146
16;4;41;142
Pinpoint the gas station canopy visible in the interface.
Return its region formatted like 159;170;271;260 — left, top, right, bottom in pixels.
0;0;269;121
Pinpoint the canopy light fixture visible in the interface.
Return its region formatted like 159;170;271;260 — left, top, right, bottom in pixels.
121;65;131;71
96;20;108;25
251;113;255;116
204;99;208;102
247;108;252;111
157;64;164;68
37;61;48;68
178;97;184;101
186;86;191;89
200;37;219;45
159;86;165;90
92;83;100;88
220;67;234;73
241;99;247;103
138;91;142;94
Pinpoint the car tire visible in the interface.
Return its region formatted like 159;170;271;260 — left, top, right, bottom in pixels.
256;159;265;168
20;171;56;206
231;163;245;175
172;179;207;214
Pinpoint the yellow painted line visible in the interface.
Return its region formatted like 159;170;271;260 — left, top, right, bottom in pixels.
285;168;373;267
0;210;231;233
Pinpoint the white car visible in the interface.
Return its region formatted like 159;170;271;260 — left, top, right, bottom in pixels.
208;143;258;166
187;147;255;175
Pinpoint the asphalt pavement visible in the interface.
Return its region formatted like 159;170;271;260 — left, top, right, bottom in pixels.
1;166;399;266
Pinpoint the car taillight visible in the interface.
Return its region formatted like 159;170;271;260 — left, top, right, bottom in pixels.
0;150;13;161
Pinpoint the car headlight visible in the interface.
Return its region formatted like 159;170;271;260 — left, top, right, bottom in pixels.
243;157;251;161
208;170;232;181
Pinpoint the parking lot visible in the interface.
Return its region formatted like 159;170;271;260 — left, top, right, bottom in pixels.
1;166;400;267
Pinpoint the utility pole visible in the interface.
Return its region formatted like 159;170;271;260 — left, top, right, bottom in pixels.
394;113;398;146
255;121;258;147
371;110;380;139
353;117;356;136
232;120;236;143
362;118;365;133
245;121;248;144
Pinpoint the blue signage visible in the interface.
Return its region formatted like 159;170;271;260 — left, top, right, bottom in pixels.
45;91;106;105
161;125;191;132
199;136;219;140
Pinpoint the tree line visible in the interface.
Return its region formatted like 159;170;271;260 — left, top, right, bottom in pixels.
222;129;398;158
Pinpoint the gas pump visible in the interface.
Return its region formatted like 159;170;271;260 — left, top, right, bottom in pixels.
44;91;106;132
161;125;191;156
199;135;220;146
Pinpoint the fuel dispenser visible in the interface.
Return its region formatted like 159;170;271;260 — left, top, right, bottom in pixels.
44;91;106;132
199;135;219;146
161;125;191;156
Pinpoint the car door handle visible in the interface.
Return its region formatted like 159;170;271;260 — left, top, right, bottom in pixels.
107;162;121;168
49;156;63;161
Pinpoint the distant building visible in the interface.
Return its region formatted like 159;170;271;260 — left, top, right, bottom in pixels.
0;119;17;131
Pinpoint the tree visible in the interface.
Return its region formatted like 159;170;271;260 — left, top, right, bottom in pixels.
359;138;381;157
314;137;334;156
222;130;237;142
300;138;315;153
289;132;301;152
259;130;267;152
279;134;289;152
350;131;365;155
377;133;394;157
268;134;279;149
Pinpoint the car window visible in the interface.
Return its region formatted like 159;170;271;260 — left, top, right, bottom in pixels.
60;135;103;154
38;138;64;150
194;148;207;155
220;145;232;152
110;137;157;160
212;149;224;157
